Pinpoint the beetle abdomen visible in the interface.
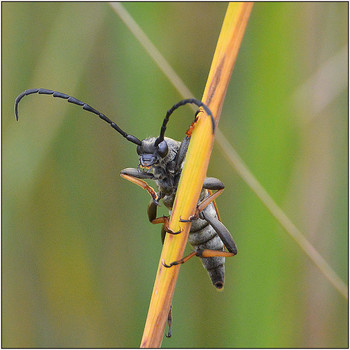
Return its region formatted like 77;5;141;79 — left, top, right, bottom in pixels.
188;200;226;289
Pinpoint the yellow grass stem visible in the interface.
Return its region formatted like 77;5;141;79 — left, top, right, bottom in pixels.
140;3;253;348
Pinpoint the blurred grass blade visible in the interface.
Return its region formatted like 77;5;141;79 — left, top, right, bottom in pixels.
215;128;348;299
110;2;348;300
139;3;253;347
109;2;193;98
292;45;348;124
5;6;106;200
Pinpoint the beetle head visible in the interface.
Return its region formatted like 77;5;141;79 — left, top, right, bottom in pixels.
137;137;169;171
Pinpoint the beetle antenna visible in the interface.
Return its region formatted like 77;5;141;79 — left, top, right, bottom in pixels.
14;88;142;145
155;98;215;146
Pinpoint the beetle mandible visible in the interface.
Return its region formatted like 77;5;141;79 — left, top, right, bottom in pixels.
14;88;238;290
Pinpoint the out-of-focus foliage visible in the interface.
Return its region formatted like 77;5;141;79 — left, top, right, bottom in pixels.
3;2;348;348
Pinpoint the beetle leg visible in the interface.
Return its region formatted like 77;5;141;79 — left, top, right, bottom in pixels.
200;211;237;254
148;199;182;235
185;112;199;137
160;225;166;245
121;169;182;234
175;136;190;171
202;176;225;190
120;167;154;179
179;176;224;221
162;251;197;267
180;177;225;222
180;192;238;254
152;216;182;235
198;248;235;258
162;249;234;268
179;177;238;254
180;194;237;255
165;305;173;338
120;173;158;202
180;188;224;222
121;172;180;234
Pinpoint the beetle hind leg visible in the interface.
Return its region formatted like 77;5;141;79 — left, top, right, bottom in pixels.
162;249;234;268
180;177;238;255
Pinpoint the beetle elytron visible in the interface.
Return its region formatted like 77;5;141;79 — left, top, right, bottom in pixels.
15;88;238;333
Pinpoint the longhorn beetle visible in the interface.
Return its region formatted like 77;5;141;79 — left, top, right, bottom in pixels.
15;88;238;337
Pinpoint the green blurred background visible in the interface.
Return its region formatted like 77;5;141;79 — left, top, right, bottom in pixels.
3;2;348;348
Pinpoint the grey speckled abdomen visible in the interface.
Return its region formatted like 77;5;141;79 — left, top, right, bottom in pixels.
188;192;225;289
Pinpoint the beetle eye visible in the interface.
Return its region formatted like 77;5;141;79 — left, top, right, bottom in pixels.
136;145;142;155
157;140;168;158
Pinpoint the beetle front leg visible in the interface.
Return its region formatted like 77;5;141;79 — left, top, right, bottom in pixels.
120;168;158;202
121;169;181;235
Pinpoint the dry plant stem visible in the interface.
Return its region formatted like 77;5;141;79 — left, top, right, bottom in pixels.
140;3;253;348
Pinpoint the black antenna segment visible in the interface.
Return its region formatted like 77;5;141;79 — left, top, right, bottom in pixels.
14;88;142;145
155;98;215;146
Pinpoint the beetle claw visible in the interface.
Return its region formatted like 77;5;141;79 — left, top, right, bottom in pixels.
165;227;182;235
161;259;174;268
179;214;198;222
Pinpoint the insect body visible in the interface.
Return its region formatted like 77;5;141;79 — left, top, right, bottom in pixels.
14;88;237;289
